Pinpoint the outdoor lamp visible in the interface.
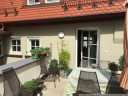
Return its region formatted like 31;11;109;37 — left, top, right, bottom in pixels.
58;32;64;39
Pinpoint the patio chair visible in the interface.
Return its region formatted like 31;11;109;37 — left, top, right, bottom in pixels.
2;67;33;96
105;73;126;94
98;60;110;70
74;71;101;96
39;58;60;88
80;59;90;68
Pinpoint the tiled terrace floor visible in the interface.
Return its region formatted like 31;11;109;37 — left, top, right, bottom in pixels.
42;77;67;96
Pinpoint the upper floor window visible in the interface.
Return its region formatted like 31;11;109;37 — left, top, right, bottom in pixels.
11;39;21;53
28;0;40;5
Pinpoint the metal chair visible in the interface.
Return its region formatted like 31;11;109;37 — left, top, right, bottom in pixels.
98;60;110;70
105;73;126;94
2;67;33;96
75;71;101;95
39;58;60;88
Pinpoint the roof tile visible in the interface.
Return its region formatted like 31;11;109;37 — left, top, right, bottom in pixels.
0;0;125;22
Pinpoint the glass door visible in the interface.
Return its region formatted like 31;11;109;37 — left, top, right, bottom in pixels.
81;30;98;67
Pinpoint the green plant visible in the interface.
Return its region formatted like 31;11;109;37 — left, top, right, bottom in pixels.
59;50;71;65
119;55;125;71
108;62;118;72
22;78;42;89
30;48;39;55
30;47;51;59
58;40;71;73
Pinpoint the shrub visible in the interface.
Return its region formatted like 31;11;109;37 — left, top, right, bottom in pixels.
108;62;118;71
22;78;42;89
118;55;125;71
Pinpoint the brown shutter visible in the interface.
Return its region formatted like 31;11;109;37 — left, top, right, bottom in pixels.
23;0;27;6
40;0;45;4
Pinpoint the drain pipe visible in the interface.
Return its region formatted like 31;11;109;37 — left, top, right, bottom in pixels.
0;23;4;32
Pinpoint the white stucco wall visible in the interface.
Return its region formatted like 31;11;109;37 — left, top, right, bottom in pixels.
6;19;124;68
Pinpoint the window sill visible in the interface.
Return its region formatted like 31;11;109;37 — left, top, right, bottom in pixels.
6;54;23;58
25;55;31;58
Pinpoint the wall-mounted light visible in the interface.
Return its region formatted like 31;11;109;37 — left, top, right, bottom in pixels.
58;32;64;39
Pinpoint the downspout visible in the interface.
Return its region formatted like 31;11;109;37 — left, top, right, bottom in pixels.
0;23;4;32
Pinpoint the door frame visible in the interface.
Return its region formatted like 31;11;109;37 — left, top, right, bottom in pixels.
75;27;100;67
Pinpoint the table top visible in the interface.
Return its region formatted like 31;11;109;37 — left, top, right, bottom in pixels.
69;67;111;84
63;67;112;96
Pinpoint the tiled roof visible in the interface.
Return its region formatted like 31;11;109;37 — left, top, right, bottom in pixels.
0;0;125;23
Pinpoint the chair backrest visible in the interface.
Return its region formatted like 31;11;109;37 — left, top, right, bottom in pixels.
106;74;126;94
49;59;59;73
2;67;20;96
39;58;48;74
98;60;110;70
76;71;101;94
80;59;90;68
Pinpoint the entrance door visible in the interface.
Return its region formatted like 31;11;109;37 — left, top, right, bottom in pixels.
77;29;99;67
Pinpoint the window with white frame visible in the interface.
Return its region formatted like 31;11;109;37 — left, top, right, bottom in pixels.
11;39;21;53
30;39;40;50
0;36;3;56
28;0;40;5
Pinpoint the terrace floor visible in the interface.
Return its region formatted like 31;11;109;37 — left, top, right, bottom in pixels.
42;77;67;96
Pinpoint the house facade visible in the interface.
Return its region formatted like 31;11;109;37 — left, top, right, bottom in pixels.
0;0;125;68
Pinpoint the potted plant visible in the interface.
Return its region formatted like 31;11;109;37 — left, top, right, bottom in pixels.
39;47;51;57
59;50;71;65
30;47;51;59
108;62;118;75
30;48;39;59
22;78;42;90
59;50;71;78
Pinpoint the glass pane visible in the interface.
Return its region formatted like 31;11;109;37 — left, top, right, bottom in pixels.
90;30;97;44
90;45;96;58
12;40;16;45
31;47;35;49
29;0;34;4
31;40;35;46
35;0;39;2
83;31;89;41
83;46;88;57
90;59;96;64
17;40;20;45
17;46;21;51
36;40;39;46
12;46;16;51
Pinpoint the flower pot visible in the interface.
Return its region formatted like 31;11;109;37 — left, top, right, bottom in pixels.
32;55;39;59
60;70;65;77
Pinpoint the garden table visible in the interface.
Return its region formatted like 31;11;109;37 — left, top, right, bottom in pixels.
63;67;112;96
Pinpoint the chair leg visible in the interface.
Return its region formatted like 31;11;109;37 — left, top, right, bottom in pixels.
58;74;60;82
54;76;56;88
